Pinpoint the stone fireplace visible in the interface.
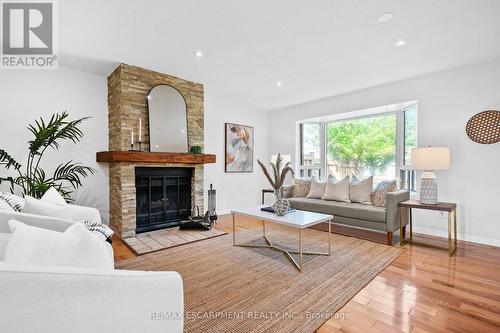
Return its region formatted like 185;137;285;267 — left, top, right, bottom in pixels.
97;64;215;239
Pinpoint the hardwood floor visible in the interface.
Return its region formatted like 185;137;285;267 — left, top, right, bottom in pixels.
113;215;500;333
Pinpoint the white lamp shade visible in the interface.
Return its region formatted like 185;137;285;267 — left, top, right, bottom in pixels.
410;147;450;170
271;154;291;165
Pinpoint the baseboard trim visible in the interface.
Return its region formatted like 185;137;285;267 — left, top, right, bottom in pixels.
218;211;500;247
411;226;500;247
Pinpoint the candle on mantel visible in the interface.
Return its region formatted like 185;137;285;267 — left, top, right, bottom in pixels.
139;118;142;142
131;129;134;146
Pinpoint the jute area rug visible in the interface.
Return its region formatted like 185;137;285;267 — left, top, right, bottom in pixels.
117;223;403;332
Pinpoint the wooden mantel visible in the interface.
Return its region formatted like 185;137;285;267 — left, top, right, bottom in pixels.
96;151;216;164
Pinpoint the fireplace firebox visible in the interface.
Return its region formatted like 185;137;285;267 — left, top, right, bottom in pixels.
135;167;192;233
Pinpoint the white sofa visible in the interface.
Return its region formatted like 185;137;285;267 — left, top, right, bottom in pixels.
0;206;184;333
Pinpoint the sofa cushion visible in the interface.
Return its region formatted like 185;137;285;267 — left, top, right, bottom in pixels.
0;232;11;260
350;176;373;204
322;176;350;202
288;197;386;223
371;180;397;207
306;177;327;199
5;220;113;270
41;187;68;206
23;196;73;221
292;178;311;197
0;192;24;212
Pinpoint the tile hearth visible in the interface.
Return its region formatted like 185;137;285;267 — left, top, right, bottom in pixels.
123;227;227;255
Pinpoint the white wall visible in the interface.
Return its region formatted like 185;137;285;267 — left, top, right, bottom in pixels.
0;68;110;223
204;88;269;214
0;66;269;223
268;59;500;246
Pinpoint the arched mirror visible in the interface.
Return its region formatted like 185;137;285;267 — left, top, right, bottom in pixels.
148;85;188;152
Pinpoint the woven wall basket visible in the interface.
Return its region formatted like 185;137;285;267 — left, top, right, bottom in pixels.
466;110;500;144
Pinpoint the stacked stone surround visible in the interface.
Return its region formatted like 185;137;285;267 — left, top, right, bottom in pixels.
107;64;205;239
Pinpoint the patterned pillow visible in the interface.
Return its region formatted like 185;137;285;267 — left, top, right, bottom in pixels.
0;192;25;212
81;220;114;243
0;199;15;212
371;181;397;207
292;178;311;197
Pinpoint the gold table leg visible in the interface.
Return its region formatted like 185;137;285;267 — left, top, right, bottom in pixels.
448;212;452;256
232;213;235;245
447;208;457;256
232;214;331;272
328;219;331;255
409;208;413;239
454;208;457;249
399;207;407;246
299;229;303;272
399;206;457;257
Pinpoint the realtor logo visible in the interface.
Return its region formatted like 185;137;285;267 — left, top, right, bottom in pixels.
1;0;57;69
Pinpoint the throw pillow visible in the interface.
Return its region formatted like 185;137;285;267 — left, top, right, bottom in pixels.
81;220;114;243
371;180;397;207
350;176;373;204
0;199;15;212
22;195;73;221
292;178;311;197
307;177;327;199
322;176;350;202
281;185;295;199
5;220;113;270
0;192;25;212
41;187;68;206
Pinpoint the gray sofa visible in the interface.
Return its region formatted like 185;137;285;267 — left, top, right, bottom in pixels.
282;187;409;245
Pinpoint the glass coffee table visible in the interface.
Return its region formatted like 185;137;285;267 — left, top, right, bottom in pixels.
231;205;333;272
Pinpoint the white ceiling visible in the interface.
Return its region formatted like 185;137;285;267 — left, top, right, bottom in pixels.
59;0;500;111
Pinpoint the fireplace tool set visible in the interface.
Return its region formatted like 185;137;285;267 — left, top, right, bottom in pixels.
179;184;218;230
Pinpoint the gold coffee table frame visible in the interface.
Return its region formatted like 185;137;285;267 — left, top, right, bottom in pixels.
232;213;332;272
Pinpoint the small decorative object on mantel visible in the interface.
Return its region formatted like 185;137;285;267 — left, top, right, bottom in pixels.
466;110;500;144
190;145;202;154
257;153;295;215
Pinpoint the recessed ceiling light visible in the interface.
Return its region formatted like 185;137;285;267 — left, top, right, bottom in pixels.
194;50;203;57
394;40;407;47
276;81;282;87
377;12;394;23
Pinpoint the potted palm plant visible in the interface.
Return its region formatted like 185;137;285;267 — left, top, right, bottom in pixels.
0;112;95;202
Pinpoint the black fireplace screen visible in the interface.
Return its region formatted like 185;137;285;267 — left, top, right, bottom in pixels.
135;167;192;233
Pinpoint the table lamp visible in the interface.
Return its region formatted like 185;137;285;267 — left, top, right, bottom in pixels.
410;147;450;204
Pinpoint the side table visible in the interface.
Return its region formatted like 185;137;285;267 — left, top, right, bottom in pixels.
398;200;457;256
261;189;274;204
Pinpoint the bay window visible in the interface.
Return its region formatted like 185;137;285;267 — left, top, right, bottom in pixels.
298;102;417;192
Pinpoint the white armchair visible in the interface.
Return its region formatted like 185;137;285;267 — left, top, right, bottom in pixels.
0;206;184;333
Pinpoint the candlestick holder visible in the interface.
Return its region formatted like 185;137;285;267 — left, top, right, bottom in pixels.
129;143;134;151
138;141;142;151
